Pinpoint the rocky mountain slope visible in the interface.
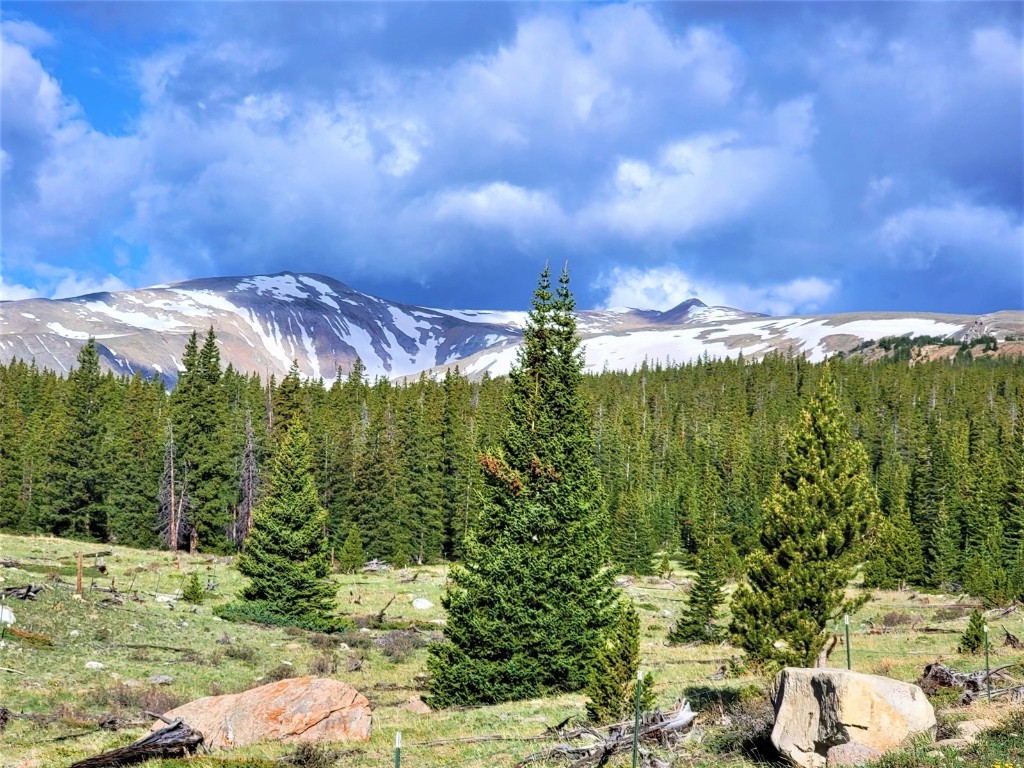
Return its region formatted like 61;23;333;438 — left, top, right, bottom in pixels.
1;272;1020;383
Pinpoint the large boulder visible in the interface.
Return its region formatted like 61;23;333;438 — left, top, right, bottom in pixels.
153;677;371;749
771;668;936;768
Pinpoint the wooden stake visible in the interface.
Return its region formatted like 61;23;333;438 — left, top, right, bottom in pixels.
75;553;83;596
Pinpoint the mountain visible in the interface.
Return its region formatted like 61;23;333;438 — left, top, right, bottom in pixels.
1;272;1021;383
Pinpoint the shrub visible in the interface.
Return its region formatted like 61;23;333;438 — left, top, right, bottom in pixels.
958;609;986;654
934;606;970;622
215;600;353;633
881;611;913;628
375;630;425;662
225;644;258;663
264;663;296;682
182;572;205;605
308;653;337;676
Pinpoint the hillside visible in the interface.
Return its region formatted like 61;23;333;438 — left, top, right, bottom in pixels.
3;272;1021;384
1;533;1022;767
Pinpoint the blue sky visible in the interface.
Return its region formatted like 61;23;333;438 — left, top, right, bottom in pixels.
1;2;1021;314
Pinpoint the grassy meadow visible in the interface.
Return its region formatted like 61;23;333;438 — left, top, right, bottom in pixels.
1;533;1022;768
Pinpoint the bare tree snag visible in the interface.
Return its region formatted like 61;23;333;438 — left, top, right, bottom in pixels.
76;553;84;596
815;633;839;667
68;713;203;768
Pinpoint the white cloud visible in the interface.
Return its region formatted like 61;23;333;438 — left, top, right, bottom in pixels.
584;113;817;240
0;20;54;50
878;201;1023;269
596;264;838;315
433;182;564;234
0;274;38;301
48;272;130;300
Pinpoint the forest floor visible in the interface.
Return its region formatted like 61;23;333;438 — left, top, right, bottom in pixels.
1;533;1023;768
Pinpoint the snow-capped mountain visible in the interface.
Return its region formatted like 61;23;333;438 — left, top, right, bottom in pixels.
1;272;1021;383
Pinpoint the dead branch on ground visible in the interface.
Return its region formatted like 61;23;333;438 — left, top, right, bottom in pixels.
67;712;203;768
515;699;696;767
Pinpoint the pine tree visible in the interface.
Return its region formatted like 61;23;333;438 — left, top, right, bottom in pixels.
43;340;109;540
182;572;206;604
610;483;655;575
427;265;615;707
105;373;163;548
958;608;986;654
864;452;924;589
669;548;726;645
231;419;342;631
172;329;233;552
729;370;877;669
585;601;655;723
670;462;730;644
336;523;364;574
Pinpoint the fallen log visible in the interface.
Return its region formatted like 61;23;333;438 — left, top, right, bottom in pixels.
68;712;203;768
59;551;112;562
918;661;1022;704
515;699;695;767
0;584;43;600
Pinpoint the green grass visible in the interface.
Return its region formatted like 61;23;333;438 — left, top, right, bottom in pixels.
1;533;1022;768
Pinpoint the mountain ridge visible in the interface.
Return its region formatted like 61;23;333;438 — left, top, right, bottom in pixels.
1;271;1021;384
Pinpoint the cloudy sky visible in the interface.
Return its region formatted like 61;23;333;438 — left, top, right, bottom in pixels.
1;2;1021;314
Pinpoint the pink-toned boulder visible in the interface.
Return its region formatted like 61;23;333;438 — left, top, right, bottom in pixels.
152;677;371;749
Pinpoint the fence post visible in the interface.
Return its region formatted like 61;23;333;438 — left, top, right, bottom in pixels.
844;614;851;670
632;670;642;768
394;730;402;768
983;624;991;699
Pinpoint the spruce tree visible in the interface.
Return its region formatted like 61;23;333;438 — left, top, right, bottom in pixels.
669;550;726;645
585;601;654;723
336;523;364;573
43;339;109;540
172;329;233;552
729;370;877;669
864;453;924;589
104;373;163;548
427;265;615;707
232;419;341;631
958;608;986;654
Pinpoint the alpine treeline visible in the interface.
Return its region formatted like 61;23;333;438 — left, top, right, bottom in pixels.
2;335;1024;600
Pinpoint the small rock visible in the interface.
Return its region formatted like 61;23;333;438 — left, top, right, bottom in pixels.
148;674;174;685
285;642;302;650
155;595;176;603
69;629;80;637
826;743;882;767
934;738;971;750
211;615;223;621
85;661;106;671
401;695;431;715
412;598;434;610
359;627;370;634
123;680;143;688
955;718;996;744
337;643;351;652
1;606;15;625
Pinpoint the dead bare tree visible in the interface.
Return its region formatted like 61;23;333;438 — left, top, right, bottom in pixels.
157;423;192;552
68;712;203;768
229;409;259;550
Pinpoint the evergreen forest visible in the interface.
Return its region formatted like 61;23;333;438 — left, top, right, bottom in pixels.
2;333;1023;604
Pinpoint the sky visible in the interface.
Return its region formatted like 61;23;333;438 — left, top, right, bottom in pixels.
1;2;1021;315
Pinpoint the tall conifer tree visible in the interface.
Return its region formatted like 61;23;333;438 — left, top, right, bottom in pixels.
172;329;233;551
730;370;877;668
233;419;340;630
428;265;615;706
